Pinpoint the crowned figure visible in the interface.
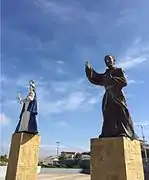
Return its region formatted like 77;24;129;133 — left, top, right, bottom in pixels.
15;80;38;134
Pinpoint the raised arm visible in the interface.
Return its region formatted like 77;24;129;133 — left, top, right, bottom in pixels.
18;91;35;104
18;93;25;104
85;66;104;86
26;91;35;101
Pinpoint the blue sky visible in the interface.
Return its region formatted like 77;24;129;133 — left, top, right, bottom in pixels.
1;0;149;156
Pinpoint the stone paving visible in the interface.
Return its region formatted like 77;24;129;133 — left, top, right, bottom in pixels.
37;173;90;180
0;173;90;180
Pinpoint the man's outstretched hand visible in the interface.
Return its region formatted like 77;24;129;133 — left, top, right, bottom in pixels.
85;60;91;69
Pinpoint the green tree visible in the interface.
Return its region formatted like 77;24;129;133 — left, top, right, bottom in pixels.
0;154;8;162
81;152;90;155
73;153;81;167
38;161;43;166
0;154;8;165
58;153;67;162
74;153;81;160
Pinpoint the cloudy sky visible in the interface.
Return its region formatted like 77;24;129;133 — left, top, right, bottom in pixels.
1;0;149;156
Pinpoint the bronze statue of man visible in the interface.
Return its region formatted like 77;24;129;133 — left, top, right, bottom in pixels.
85;55;137;139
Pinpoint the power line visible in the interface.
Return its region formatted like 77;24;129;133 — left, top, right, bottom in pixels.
135;124;149;141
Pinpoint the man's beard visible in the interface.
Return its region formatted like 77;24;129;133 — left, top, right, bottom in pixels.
106;63;113;68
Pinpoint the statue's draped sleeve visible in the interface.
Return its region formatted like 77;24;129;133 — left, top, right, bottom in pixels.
105;68;127;88
85;67;104;86
27;91;35;101
20;91;35;103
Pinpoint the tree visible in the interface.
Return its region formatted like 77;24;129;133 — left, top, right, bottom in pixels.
38;161;43;166
0;154;8;165
0;154;8;162
73;153;82;166
58;153;67;162
74;153;82;160
81;152;90;155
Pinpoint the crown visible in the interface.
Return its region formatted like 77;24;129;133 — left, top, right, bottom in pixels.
29;80;35;88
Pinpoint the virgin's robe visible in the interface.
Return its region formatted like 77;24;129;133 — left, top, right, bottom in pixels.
15;91;38;134
85;66;137;139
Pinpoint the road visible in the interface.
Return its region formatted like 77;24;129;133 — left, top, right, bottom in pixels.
0;173;90;180
37;173;90;180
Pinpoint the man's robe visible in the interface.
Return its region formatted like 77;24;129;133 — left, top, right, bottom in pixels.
86;66;137;139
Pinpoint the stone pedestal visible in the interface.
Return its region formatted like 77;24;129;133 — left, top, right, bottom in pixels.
5;133;40;180
91;137;144;180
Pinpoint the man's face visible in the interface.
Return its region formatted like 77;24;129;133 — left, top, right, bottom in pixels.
105;56;115;67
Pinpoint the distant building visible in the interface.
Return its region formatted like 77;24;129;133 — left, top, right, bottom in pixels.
81;155;90;160
60;151;76;159
52;158;59;166
141;142;149;162
39;156;59;165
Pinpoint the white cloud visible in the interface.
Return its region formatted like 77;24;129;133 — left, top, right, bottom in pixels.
116;8;137;26
88;97;98;104
40;144;66;149
127;79;144;84
117;39;149;69
38;90;91;115
133;37;142;45
37;82;103;115
56;121;68;127
35;0;75;20
87;91;103;105
64;91;86;110
1;73;101;117
0;143;87;157
0;76;7;83
37;78;101;115
34;0;97;23
125;74;144;85
56;67;67;75
51;78;85;93
2;64;145;119
0;113;11;126
1;75;99;116
40;59;70;76
16;76;45;88
57;60;64;65
127;79;136;84
39;144;87;157
117;57;147;69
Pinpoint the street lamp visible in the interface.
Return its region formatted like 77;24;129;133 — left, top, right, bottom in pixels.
136;124;149;162
56;142;60;158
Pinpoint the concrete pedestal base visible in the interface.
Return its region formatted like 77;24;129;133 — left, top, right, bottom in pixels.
5;133;40;180
91;137;144;180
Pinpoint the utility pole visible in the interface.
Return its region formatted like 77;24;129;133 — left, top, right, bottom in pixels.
136;125;148;162
0;113;3;155
56;142;60;158
140;125;145;142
